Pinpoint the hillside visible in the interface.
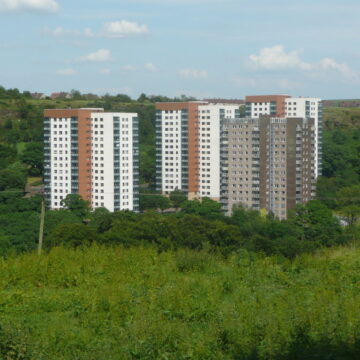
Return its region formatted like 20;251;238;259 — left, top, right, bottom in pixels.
1;244;360;359
323;107;360;129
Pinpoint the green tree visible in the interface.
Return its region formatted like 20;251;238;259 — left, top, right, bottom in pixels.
0;162;27;191
169;189;187;209
60;194;90;218
181;197;224;220
47;223;98;248
20;142;43;176
0;144;17;170
289;200;343;248
139;192;170;212
337;185;360;226
3;119;12;129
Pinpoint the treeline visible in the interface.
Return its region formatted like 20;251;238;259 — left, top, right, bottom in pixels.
1;192;358;260
316;128;360;215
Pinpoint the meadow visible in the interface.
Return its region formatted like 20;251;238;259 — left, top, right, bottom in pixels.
1;244;360;359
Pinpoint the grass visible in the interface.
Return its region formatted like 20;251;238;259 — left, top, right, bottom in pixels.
1;244;360;359
27;177;43;186
16;142;27;155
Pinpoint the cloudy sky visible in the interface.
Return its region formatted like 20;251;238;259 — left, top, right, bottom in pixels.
1;0;359;99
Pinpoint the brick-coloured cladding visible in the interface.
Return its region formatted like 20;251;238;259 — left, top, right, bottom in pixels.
286;117;315;211
44;108;103;203
245;95;291;117
155;102;207;195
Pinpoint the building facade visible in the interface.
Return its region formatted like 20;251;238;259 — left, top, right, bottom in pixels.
155;101;240;200
284;97;323;176
245;95;291;118
221;116;316;219
245;95;323;177
43;108;139;212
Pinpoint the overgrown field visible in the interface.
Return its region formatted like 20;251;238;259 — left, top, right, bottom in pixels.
1;244;360;359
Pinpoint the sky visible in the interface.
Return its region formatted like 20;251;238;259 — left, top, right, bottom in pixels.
0;0;360;99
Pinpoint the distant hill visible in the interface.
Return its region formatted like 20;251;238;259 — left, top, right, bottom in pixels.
323;106;360;129
323;99;360;107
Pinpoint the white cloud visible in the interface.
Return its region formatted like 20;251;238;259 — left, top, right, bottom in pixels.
249;45;312;71
45;26;78;37
103;20;148;38
77;49;112;62
44;26;95;38
318;58;355;78
84;27;95;38
121;65;137;71
45;21;148;39
56;68;76;76
179;68;208;79
99;68;111;74
144;63;159;72
0;0;59;13
249;45;360;81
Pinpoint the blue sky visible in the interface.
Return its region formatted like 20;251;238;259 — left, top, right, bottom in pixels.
0;0;359;99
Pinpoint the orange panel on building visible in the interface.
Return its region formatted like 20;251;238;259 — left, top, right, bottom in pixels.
44;108;103;203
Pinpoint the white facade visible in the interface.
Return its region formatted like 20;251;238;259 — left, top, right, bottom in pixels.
47;116;73;209
285;97;322;176
198;104;239;199
156;102;239;199
247;102;272;117
90;112;136;212
159;109;183;193
44;110;138;212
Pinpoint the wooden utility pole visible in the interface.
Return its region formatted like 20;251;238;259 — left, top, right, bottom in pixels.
38;198;45;255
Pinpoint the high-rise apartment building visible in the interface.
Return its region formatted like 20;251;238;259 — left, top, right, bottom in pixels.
155;96;321;219
245;95;291;118
155;102;240;200
43;108;139;212
284;97;323;176
221;116;316;219
245;95;322;176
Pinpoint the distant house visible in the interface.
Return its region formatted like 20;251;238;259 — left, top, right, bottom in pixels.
50;92;61;99
31;92;46;99
50;92;72;99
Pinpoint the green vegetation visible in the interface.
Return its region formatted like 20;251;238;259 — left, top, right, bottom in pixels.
1;244;360;359
1;191;356;259
323;106;360;129
0;87;359;358
316;128;360;216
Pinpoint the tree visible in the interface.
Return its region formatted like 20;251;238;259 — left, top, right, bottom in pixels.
337;185;360;226
3;119;12;129
289;201;343;247
169;189;187;209
181;198;224;220
137;93;149;102
0;162;27;191
0;144;17;170
139;191;170;212
60;194;90;218
20;142;43;176
70;89;82;100
47;223;98;248
139;144;155;184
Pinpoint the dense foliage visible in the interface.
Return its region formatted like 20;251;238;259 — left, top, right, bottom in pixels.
1;244;360;359
0;87;359;359
0;86;359;257
0;191;356;259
